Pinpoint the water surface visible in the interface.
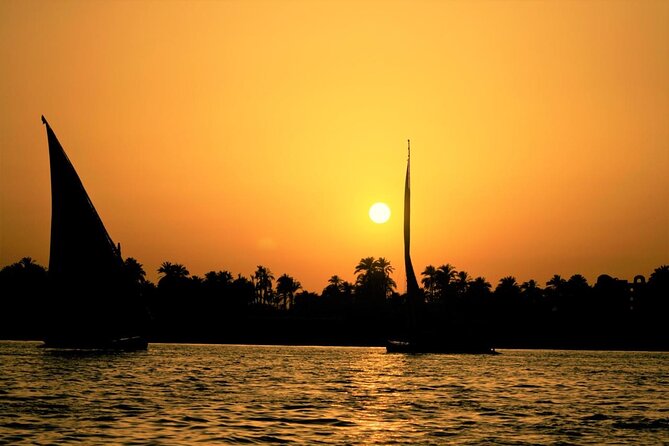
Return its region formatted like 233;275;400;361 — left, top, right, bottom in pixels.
1;341;668;444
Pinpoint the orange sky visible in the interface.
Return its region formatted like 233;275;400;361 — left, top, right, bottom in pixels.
1;0;667;292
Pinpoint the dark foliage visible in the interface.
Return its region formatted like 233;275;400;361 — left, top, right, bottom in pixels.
1;257;667;350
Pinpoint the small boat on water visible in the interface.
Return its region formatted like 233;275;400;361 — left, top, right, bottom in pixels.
386;141;496;355
41;116;148;350
386;339;497;355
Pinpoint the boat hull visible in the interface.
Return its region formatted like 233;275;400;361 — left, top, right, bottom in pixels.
41;336;148;351
386;339;497;354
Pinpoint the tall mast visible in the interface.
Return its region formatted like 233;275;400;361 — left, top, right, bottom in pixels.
404;139;420;300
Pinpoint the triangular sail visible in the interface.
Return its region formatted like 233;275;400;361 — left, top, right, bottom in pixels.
42;116;145;346
44;116;121;278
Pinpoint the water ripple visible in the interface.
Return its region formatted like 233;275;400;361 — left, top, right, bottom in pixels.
0;342;668;444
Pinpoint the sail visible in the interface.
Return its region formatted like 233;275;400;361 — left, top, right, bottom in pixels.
42;116;146;346
389;140;496;353
386;141;495;354
45;116;121;279
404;140;420;300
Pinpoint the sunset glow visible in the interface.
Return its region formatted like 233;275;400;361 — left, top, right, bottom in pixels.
1;0;667;291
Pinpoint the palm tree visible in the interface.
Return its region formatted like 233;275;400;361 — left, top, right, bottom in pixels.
204;270;233;287
0;257;47;276
157;262;190;287
434;263;457;301
546;274;567;293
568;274;589;288
276;274;302;309
520;279;539;293
494;276;521;319
566;274;590;296
158;261;189;279
354;257;396;300
498;276;518;288
374;257;397;298
354;257;376;286
0;257;47;278
124;257;146;285
545;274;568;311
0;257;48;286
495;276;520;298
220;270;234;284
18;257;38;269
649;265;669;285
471;276;491;291
322;276;339;300
323;275;355;306
648;265;669;311
328;275;343;288
375;257;394;276
520;279;543;304
454;270;470;297
421;265;438;302
252;265;274;305
468;276;492;299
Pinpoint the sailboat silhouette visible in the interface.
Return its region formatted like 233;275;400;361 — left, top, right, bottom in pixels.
387;141;496;354
41;116;148;350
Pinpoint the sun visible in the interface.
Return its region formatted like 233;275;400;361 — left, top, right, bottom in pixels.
369;202;391;224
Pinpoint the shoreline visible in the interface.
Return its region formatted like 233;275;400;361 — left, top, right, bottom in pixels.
3;338;668;353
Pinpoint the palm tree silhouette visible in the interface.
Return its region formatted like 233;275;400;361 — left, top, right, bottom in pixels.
276;274;302;309
468;276;492;299
497;276;519;289
204;270;234;287
158;262;189;278
354;257;376;286
520;279;539;293
157;262;190;287
567;274;589;289
124;257;146;285
322;275;353;301
252;265;274;306
421;265;438;302
546;274;567;293
454;271;471;297
328;275;343;288
648;265;669;312
375;257;397;298
495;276;521;302
18;257;38;269
435;264;457;302
649;265;669;285
375;257;394;275
353;257;397;300
520;279;543;305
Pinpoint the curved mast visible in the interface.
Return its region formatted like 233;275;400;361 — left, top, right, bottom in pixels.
404;140;420;300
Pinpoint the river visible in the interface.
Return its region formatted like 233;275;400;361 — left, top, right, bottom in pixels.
1;341;667;444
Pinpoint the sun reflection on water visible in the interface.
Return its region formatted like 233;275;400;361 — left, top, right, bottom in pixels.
1;343;668;444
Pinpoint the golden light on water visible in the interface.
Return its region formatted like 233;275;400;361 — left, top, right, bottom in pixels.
369;203;391;224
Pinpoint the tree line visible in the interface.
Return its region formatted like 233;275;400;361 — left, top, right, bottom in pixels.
0;256;667;349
